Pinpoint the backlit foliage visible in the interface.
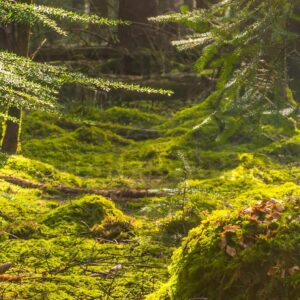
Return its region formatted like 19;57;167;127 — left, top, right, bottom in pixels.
151;0;300;117
0;1;172;120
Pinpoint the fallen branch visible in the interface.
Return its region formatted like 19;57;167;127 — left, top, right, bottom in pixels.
0;175;173;199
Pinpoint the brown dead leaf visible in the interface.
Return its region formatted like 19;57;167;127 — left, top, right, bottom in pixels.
240;207;253;215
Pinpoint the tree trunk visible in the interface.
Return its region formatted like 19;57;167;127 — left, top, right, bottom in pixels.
196;0;206;8
1;107;22;154
118;0;158;74
90;0;108;16
159;0;176;12
84;0;91;14
0;0;32;154
118;0;158;50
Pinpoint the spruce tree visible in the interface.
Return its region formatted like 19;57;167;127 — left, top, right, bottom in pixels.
151;0;300;129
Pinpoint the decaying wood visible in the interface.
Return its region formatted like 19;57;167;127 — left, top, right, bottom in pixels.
0;175;173;199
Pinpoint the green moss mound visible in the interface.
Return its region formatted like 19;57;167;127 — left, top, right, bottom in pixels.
100;107;164;127
73;125;109;145
43;195;125;234
148;198;300;300
1;155;82;186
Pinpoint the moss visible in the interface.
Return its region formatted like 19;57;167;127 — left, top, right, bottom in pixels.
0;235;170;299
100;107;165;127
6;220;41;239
184;116;220;147
148;198;300;300
2;98;300;299
73;125;109;145
159;211;201;244
267;131;300;162
1;155;82;186
43;195;123;233
23;119;65;139
92;215;136;242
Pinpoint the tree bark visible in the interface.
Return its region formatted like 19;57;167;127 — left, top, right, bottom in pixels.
1;107;22;154
118;0;158;74
84;0;91;14
90;0;108;16
118;0;158;50
196;0;206;8
0;0;32;154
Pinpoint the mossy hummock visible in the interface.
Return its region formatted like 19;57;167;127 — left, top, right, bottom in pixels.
148;198;300;300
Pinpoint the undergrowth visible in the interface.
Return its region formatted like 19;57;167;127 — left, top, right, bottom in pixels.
0;102;298;298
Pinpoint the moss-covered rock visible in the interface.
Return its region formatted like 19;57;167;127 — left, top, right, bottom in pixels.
148;198;300;300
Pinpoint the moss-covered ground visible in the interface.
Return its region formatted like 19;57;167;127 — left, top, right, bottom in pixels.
0;100;299;298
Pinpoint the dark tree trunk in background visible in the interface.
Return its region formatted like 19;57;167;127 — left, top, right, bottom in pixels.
159;0;177;12
72;0;83;11
118;0;158;49
84;0;91;14
118;0;158;74
0;0;32;154
90;0;108;16
196;0;206;8
288;6;300;100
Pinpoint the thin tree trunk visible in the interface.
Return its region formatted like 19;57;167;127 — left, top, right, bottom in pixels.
196;0;205;8
84;0;91;14
118;0;158;50
2;107;22;154
0;0;32;154
118;0;158;74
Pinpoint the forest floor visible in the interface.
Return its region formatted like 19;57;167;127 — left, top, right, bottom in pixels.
0;98;299;299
